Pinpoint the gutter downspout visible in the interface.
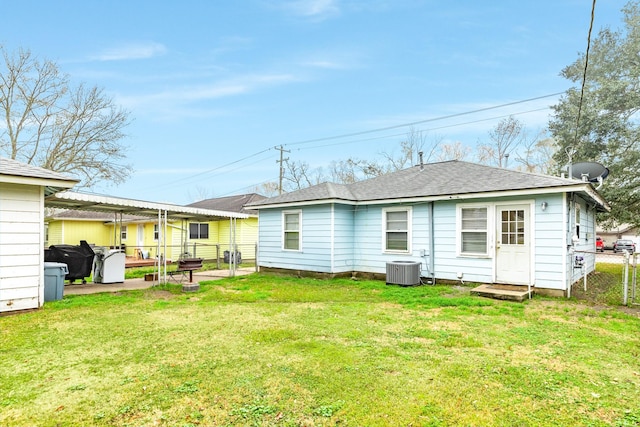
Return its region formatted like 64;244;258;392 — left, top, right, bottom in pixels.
429;201;436;284
567;193;574;298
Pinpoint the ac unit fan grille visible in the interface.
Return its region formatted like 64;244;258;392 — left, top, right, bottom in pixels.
386;261;421;286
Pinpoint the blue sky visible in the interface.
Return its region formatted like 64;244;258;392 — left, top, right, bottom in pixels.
1;0;630;204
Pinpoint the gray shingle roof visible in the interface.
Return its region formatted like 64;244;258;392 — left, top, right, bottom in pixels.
187;193;267;215
249;160;590;206
1;157;78;182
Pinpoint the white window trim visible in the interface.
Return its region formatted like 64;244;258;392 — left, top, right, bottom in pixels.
457;203;491;257
120;225;127;240
282;210;302;251
189;222;210;240
382;207;412;254
153;224;159;241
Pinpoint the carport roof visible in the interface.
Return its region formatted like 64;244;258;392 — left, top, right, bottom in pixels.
45;191;249;222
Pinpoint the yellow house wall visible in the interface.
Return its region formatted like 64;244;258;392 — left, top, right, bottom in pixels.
46;222;63;247
46;220;111;247
46;217;258;261
46;219;182;259
138;222;180;260
193;218;257;261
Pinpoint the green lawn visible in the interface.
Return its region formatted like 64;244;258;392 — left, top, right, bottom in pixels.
1;273;639;426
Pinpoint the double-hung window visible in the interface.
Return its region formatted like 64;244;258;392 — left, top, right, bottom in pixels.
383;208;411;252
283;211;301;251
153;224;159;241
459;206;488;256
120;225;128;240
189;223;209;239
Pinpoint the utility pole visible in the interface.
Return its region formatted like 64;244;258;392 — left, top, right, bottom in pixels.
275;145;290;195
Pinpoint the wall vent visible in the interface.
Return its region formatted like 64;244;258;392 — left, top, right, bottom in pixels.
386;261;421;286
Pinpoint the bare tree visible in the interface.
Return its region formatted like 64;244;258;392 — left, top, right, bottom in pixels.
476;116;525;168
327;159;360;184
0;46;132;188
274;130;444;194
514;135;557;174
187;185;216;203
436;141;471;161
380;128;441;170
253;181;280;197
282;160;324;191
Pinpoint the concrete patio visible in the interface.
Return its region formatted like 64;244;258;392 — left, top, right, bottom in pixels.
63;267;255;296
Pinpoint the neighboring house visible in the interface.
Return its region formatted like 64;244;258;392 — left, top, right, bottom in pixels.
46;209;149;252
597;224;639;250
46;193;265;262
0;157;78;313
44;191;250;268
187;193;266;261
248;160;609;297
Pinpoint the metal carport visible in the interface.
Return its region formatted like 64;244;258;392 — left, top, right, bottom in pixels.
44;190;249;284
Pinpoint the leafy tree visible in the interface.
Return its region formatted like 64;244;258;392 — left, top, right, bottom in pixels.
0;46;132;188
549;1;640;226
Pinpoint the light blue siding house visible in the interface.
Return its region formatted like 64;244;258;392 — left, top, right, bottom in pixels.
248;161;609;297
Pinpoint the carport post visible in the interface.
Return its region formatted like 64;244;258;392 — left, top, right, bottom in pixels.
228;216;236;277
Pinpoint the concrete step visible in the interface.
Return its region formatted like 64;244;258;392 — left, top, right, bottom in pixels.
471;284;534;302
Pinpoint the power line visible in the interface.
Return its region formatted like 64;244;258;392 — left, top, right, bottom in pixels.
284;92;563;148
139;92;564;194
572;0;597;150
291;107;550;152
134;147;274;191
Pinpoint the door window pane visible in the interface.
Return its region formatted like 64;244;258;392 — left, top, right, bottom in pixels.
501;209;525;246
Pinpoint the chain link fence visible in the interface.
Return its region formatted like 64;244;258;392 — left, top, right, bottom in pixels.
572;250;638;307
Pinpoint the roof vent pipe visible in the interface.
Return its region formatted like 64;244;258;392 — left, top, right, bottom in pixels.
418;151;424;170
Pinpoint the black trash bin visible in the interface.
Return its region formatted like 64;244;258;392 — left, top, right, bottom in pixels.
223;250;242;264
45;240;95;284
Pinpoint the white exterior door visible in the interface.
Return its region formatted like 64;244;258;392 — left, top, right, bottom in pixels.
495;204;531;285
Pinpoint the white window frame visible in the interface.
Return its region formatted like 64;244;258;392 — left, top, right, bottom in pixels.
457;204;490;257
189;222;209;239
153;224;159;241
282;210;302;251
120;225;128;240
382;207;412;254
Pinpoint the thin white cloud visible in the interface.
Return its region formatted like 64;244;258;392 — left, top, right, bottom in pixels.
281;0;340;19
299;48;364;70
115;73;298;117
90;42;167;61
135;168;213;175
210;36;253;56
302;59;350;70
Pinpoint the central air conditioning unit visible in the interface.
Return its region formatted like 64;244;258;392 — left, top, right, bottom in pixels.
386;261;421;286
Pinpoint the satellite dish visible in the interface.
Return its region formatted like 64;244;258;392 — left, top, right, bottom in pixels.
570;162;609;183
